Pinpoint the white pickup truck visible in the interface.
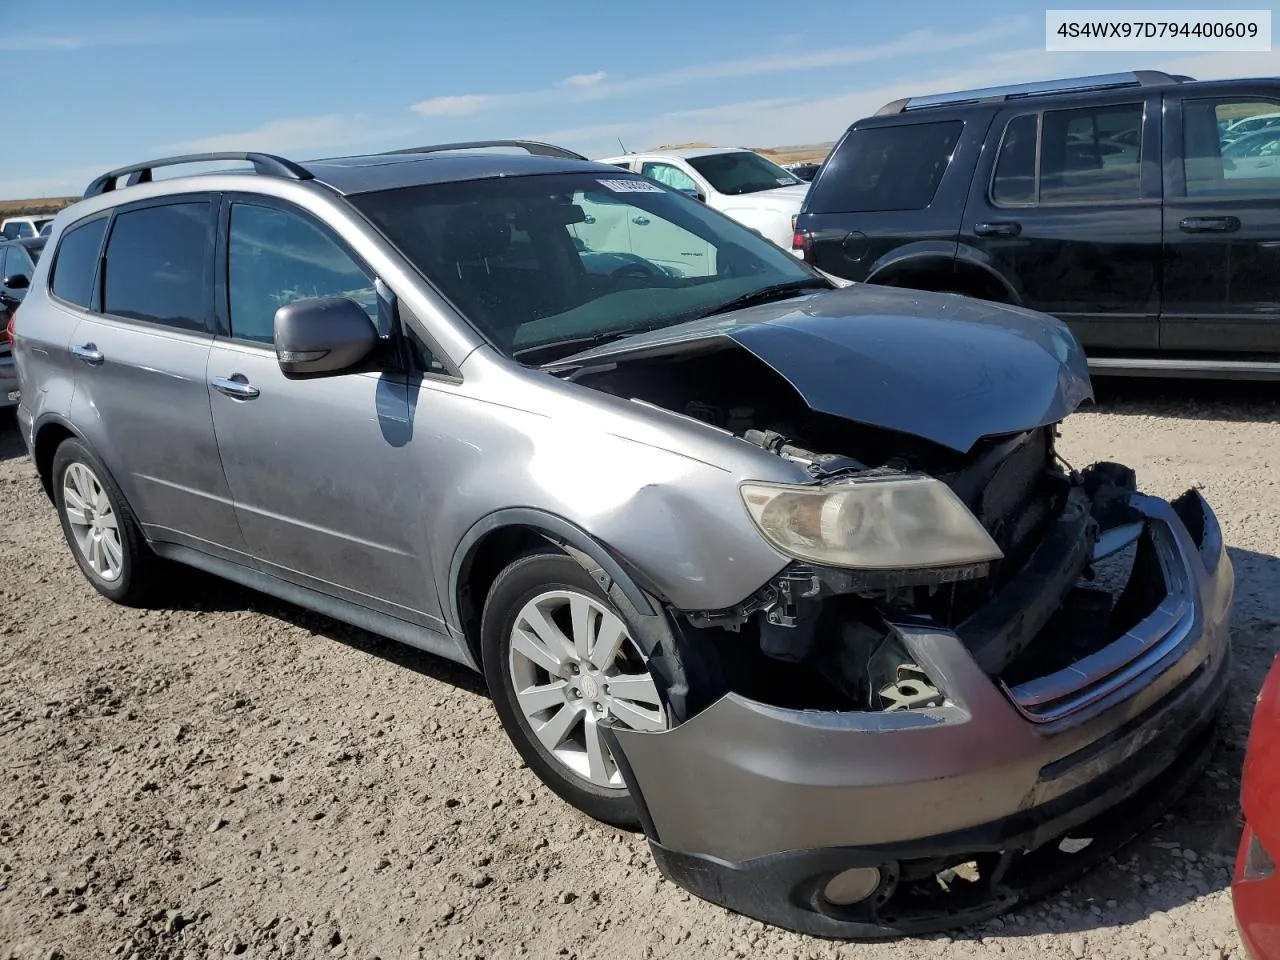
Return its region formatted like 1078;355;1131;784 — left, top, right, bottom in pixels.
598;148;808;254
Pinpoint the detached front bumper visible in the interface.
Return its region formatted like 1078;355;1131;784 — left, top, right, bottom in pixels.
605;490;1233;937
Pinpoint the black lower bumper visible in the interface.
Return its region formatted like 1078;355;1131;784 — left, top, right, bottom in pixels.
639;658;1228;939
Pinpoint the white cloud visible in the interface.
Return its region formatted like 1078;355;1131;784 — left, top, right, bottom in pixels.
409;17;1031;117
561;71;607;87
163;115;370;155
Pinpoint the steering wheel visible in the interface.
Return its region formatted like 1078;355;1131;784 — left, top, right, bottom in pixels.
611;260;661;281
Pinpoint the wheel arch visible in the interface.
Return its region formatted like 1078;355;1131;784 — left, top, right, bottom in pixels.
32;413;85;502
867;247;1020;304
449;508;662;672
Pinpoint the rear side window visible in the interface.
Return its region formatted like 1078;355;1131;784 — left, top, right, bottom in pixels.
50;216;108;309
806;121;962;214
1183;98;1280;198
102;202;211;331
991;115;1038;204
1039;103;1143;202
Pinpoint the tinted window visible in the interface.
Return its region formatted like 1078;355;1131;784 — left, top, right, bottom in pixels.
686;151;802;195
1039;103;1143;203
991;114;1038;204
1184;98;1280;197
228;203;377;345
50;216;108;309
103;202;210;330
3;245;34;283
806;121;962;214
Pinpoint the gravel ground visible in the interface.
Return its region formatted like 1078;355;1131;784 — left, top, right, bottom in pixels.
1;380;1276;960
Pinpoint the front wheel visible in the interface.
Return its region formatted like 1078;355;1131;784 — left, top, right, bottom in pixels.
481;551;672;827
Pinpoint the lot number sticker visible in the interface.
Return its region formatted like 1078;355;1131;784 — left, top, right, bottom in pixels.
597;178;665;193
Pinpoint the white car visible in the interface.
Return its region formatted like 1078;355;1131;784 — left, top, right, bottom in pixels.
599;148;808;254
1;216;55;240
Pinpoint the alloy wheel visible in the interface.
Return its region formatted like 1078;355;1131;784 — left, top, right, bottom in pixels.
62;462;124;582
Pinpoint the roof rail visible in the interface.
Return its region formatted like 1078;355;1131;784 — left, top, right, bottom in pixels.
84;152;314;199
875;70;1191;116
382;140;588;161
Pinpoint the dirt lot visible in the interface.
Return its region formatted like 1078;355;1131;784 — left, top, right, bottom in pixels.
0;380;1275;960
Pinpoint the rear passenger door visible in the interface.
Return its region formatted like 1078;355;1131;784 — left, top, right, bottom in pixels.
64;195;248;558
802;115;978;281
207;196;439;626
962;96;1163;351
1162;92;1280;353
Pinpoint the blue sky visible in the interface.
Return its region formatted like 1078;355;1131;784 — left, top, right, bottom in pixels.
9;0;1280;198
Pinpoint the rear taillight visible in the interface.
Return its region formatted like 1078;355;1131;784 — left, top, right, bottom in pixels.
791;230;812;258
4;310;15;345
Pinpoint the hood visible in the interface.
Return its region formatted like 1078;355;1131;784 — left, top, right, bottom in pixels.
554;285;1093;454
740;183;809;210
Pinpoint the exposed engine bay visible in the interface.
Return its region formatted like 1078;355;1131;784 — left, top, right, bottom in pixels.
568;345;1169;718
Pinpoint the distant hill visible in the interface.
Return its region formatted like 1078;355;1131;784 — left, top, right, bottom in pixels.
0;196;77;218
653;142;835;164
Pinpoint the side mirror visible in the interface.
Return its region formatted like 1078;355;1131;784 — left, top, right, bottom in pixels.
274;296;379;378
2;274;29;290
676;187;706;203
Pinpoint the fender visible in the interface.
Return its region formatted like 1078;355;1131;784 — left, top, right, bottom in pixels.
30;411;90;497
447;507;660;638
866;241;1021;305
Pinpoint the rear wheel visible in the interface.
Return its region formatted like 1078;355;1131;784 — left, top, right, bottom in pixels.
52;439;158;606
481;551;672;827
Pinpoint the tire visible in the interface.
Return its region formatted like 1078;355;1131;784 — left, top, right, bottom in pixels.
51;438;159;606
481;550;675;828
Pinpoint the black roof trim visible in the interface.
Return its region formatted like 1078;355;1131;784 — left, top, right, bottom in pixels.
84;152;314;198
874;70;1193;116
381;140;588;161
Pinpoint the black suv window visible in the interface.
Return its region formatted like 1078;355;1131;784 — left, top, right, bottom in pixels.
103;202;211;331
1184;98;1280;197
50;216;108;310
1039;104;1143;203
227;203;378;345
806;121;962;214
992;104;1144;205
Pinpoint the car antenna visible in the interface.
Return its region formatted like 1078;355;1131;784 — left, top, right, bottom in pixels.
618;137;630;154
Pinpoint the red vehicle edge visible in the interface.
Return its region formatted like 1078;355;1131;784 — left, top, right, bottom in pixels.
1235;653;1280;960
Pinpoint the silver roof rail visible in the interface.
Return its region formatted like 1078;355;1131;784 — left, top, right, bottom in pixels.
875;70;1192;116
382;140;588;161
84;152;313;198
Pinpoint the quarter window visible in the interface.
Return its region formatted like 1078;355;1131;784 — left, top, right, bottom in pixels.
103;202;211;331
227;203;377;345
804;121;963;214
50;216;108;310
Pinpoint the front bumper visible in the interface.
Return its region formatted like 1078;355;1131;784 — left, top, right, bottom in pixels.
606;490;1234;937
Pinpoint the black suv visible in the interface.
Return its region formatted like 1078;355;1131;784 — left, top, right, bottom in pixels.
794;70;1280;379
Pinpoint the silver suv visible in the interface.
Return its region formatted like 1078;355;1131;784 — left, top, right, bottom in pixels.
12;144;1233;938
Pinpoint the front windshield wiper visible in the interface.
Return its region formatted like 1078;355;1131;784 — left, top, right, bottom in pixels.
698;279;829;319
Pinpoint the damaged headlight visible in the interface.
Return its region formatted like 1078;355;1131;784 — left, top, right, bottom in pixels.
739;475;1003;570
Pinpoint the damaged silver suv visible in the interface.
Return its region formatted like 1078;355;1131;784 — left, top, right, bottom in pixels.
12;143;1233;937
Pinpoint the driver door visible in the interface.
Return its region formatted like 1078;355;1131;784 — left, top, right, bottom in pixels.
207;195;443;628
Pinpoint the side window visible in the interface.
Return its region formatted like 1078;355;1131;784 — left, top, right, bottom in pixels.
1184;98;1280;197
50;215;108;310
805;121;963;214
4;245;33;282
227;203;378;345
991;114;1038;204
1038;103;1143;203
2;223;19;240
640;162;697;193
103;202;211;331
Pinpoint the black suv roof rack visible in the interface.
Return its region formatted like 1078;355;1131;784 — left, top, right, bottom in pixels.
382;140;588;161
875;70;1193;116
84;152;314;199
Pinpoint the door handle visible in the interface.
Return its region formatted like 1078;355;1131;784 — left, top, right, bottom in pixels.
974;222;1022;238
631;216;651;226
1179;216;1241;233
70;343;104;366
211;375;260;400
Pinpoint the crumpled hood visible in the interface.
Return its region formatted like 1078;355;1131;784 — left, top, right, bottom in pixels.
555;285;1093;454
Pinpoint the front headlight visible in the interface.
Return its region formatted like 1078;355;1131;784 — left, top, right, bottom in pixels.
739;475;1003;570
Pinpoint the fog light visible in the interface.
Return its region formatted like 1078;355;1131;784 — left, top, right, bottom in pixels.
823;867;882;905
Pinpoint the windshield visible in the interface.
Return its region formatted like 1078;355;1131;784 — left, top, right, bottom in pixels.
350;171;824;363
686;151;803;195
